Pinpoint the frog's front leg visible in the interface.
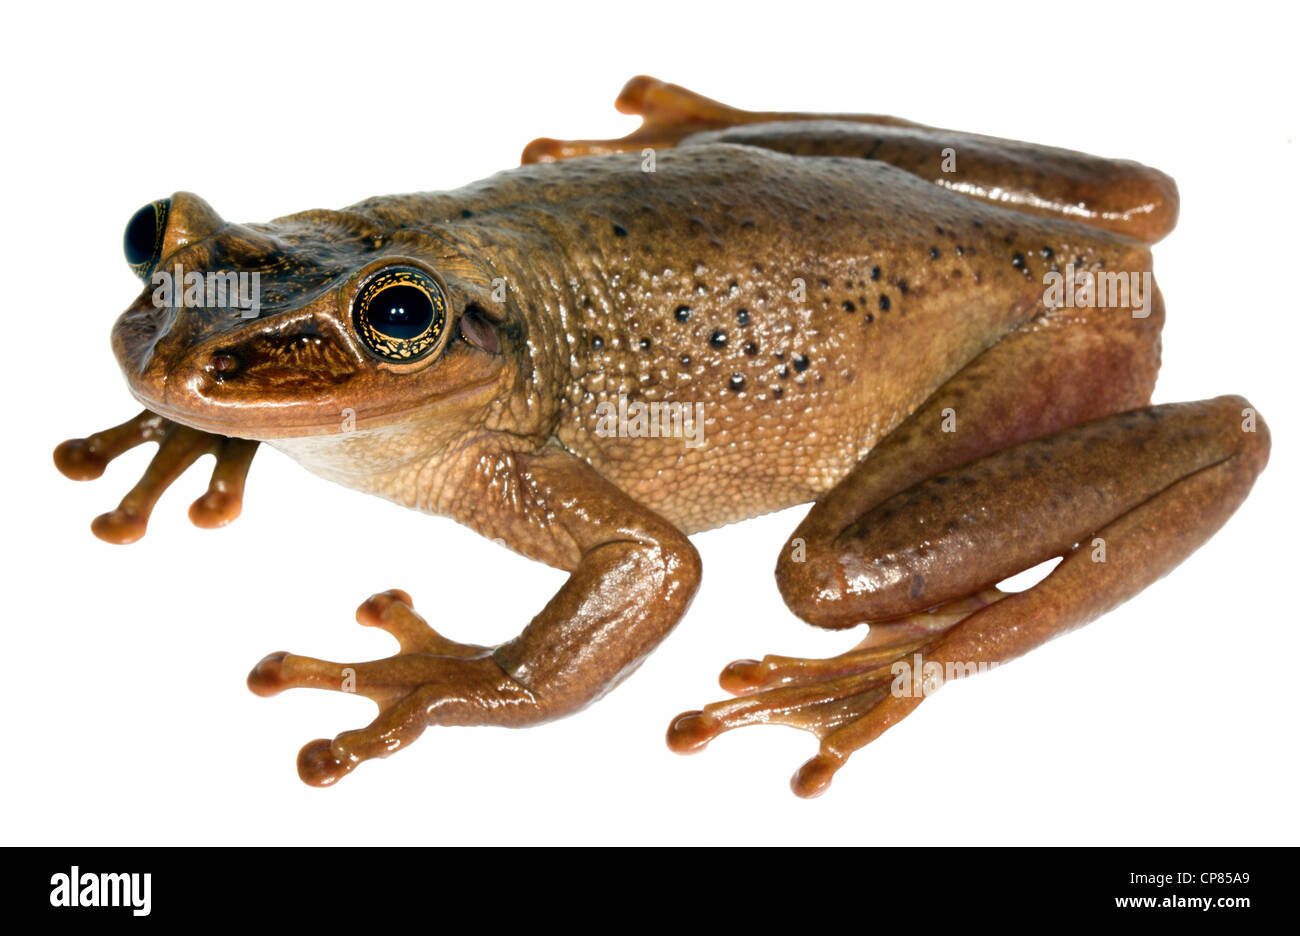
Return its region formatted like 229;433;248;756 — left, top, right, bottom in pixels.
248;445;702;786
54;410;259;544
670;396;1269;797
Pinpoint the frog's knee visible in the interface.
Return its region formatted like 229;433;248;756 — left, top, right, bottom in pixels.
775;535;895;630
1208;395;1271;478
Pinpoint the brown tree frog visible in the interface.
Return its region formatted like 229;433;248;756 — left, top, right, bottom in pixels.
55;77;1269;795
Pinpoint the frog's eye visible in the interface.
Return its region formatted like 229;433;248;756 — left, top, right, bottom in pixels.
351;265;449;363
123;198;170;280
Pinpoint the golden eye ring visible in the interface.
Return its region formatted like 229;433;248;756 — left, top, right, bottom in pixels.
351;265;449;363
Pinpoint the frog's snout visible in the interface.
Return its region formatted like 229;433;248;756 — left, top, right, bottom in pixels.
110;292;363;437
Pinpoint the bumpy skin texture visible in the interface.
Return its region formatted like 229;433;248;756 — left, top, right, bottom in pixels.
57;77;1267;794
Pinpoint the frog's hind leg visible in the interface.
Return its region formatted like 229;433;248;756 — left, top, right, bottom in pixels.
520;75;917;165
671;396;1268;797
667;301;1268;796
522;77;1177;242
683;120;1179;243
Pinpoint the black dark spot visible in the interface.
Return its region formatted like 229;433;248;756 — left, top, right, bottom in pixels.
870;265;881;281
612;224;628;237
679;355;691;368
956;246;965;256
674;305;691;322
792;354;809;372
878;295;891;311
1040;246;1054;259
460;209;474;218
736;308;751;325
842;300;856;312
728;374;745;392
864;312;874;323
1011;252;1026;269
771;386;784;399
897;279;909;294
709;329;727;348
639;337;652;351
743;342;758;356
777;364;790;379
591;336;604;350
929;246;941;259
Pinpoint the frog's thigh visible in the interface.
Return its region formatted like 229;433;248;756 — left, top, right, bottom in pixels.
668;336;1268;795
795;292;1164;574
784;299;1166;628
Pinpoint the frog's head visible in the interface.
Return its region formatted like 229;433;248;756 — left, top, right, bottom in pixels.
111;192;511;442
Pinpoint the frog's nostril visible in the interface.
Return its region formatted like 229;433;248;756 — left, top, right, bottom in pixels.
208;352;241;380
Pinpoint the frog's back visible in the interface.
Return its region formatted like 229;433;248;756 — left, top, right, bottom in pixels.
365;144;1146;532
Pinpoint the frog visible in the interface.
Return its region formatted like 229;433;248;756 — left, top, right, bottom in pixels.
55;76;1269;796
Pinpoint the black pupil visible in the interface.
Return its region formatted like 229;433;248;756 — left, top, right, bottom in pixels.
370;284;434;339
124;202;160;266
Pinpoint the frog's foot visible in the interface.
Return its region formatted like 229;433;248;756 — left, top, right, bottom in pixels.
521;75;921;165
248;589;535;787
668;590;1007;798
521;75;752;164
54;409;258;544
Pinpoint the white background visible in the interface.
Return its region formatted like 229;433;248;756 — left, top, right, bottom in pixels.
2;1;1296;845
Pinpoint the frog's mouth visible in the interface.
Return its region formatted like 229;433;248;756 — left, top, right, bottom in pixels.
112;292;507;441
